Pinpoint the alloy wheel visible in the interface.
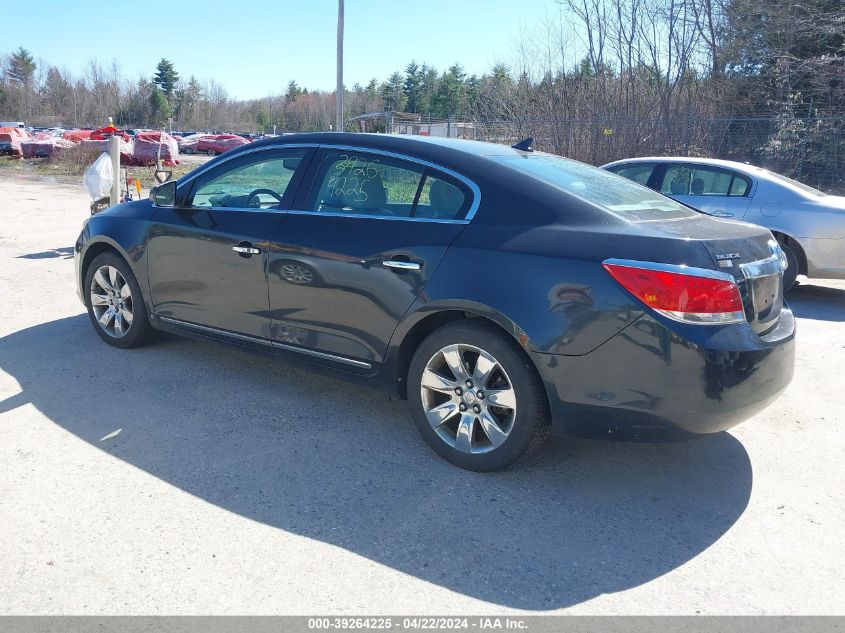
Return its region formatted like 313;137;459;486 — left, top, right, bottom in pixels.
420;344;517;454
90;265;133;338
280;262;315;285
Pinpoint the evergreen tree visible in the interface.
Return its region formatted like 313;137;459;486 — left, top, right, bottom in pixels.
490;64;512;89
7;47;36;84
380;72;407;112
149;87;172;126
153;58;179;98
256;109;268;131
417;64;439;117
285;80;302;101
434;63;467;117
403;61;421;113
365;78;379;99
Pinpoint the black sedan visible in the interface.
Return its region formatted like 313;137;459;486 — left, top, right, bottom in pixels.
75;133;795;471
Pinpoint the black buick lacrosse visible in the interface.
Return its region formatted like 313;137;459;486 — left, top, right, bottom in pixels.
75;133;794;470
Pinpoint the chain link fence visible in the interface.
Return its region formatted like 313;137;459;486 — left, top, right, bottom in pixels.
388;115;845;194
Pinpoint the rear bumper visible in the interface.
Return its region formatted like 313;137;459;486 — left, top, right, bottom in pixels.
533;307;795;436
801;237;845;279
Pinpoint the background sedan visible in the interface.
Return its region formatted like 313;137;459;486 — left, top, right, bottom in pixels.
602;157;845;290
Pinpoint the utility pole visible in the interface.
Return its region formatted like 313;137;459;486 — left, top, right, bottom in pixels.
108;134;120;206
336;0;344;133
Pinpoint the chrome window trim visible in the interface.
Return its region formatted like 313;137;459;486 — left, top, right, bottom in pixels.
181;204;285;213
284;209;469;224
158;316;372;369
174;141;481;223
176;143;316;189
602;258;737;283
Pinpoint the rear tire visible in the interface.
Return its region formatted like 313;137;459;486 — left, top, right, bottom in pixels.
84;251;157;349
779;240;799;293
407;321;551;471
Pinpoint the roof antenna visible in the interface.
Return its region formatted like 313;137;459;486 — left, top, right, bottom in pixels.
512;137;534;152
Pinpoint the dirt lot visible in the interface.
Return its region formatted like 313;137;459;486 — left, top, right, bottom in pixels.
0;175;843;615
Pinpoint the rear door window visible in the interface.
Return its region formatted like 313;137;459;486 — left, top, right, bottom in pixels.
661;164;751;197
308;150;424;217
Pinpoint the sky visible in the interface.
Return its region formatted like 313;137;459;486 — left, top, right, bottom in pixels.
9;0;562;100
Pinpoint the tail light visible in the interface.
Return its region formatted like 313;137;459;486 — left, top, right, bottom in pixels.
603;259;745;325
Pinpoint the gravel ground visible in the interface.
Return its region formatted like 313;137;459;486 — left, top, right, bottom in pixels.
0;177;843;615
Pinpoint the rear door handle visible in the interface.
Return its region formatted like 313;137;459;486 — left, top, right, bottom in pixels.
382;259;421;271
233;243;261;255
710;210;734;218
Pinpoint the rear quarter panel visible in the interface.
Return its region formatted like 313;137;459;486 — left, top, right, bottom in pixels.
407;222;647;356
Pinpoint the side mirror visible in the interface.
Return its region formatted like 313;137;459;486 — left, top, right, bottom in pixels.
150;180;177;207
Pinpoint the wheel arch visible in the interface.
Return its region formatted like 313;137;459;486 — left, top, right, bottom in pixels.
80;238;134;283
79;238;154;317
771;230;808;276
389;302;536;400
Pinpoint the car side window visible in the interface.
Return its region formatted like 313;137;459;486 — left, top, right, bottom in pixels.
728;174;752;196
607;162;657;186
309;150;424;218
415;173;469;220
661;164;751;197
189;149;307;209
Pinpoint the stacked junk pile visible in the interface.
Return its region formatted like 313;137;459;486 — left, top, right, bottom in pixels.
22;131;75;158
4;124;180;166
132;131;179;165
79;125;181;166
0;126;30;157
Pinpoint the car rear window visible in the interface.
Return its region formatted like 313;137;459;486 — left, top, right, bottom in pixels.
495;154;697;221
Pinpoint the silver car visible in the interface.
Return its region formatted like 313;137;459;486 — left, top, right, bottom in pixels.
601;157;845;290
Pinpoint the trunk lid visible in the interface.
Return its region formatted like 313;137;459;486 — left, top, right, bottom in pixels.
639;215;785;333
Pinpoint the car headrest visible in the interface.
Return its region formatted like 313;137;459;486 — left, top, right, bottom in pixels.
429;179;464;218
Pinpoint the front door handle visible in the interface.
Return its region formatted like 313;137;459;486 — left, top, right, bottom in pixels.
382;259;421;271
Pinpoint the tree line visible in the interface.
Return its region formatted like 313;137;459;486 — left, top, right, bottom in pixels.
0;51;485;133
1;0;842;187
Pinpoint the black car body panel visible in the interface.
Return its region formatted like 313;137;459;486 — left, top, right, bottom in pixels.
533;307;795;435
75;132;795;437
267;213;466;364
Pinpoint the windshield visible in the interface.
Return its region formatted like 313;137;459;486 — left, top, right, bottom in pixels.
762;170;827;197
495;154;697;221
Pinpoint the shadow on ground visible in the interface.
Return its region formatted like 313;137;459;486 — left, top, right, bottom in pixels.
0;315;753;610
788;282;845;322
16;246;75;260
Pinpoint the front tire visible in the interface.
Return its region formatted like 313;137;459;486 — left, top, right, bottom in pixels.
84;251;156;349
779;240;800;292
407;321;551;471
